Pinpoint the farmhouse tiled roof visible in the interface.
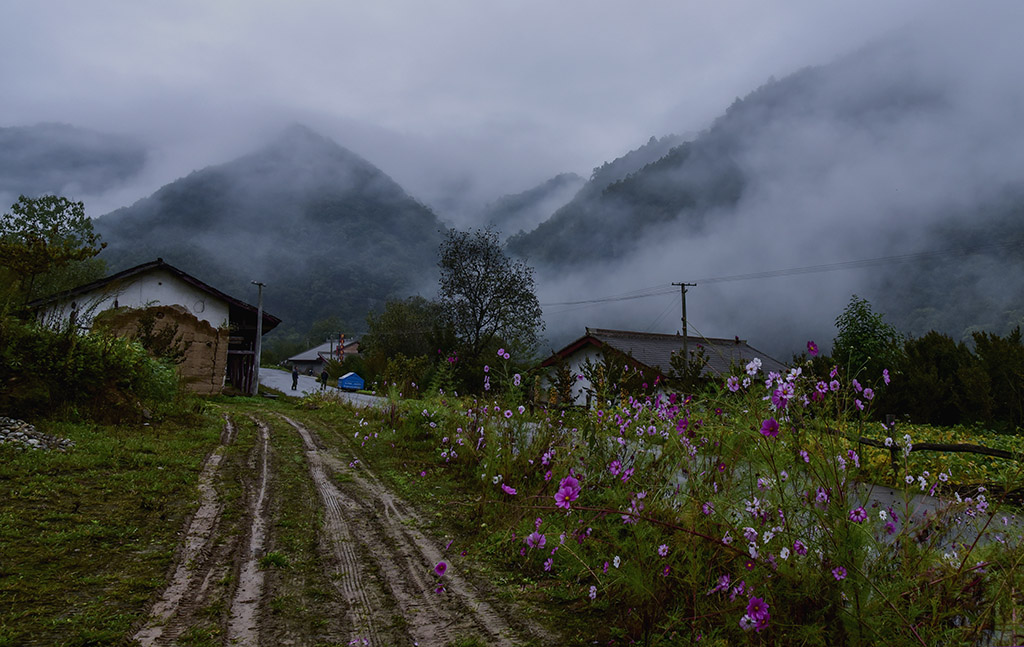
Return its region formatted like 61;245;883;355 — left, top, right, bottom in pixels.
542;327;787;378
27;258;282;330
287;340;359;363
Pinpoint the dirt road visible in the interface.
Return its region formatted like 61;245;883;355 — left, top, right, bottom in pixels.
130;412;548;646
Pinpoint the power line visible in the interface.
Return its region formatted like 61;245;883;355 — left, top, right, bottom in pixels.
540;237;1024;309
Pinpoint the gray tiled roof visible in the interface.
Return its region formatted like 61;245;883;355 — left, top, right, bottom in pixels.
583;328;787;377
287;340;358;363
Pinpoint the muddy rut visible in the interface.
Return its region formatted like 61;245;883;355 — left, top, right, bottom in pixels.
280;414;544;647
133;413;545;646
132;415;271;647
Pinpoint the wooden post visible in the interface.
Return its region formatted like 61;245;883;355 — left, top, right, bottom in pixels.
250;281;264;396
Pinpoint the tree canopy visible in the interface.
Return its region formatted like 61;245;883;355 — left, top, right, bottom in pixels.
832;294;902;380
438;227;544;364
0;195;106;305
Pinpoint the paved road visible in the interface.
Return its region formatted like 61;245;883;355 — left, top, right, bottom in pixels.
258;368;383;408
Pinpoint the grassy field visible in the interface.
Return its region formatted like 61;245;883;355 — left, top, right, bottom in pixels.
0;410;225;646
1;388;1020;646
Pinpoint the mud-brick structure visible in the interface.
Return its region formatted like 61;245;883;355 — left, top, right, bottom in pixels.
95;304;230;395
28;259;280;395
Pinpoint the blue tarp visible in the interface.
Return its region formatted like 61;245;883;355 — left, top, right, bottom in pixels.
338;372;365;391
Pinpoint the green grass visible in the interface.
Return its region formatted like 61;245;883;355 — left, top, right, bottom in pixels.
0;415;223;646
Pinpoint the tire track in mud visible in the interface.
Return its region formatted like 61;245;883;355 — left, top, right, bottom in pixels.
132;415;271;646
226;415;272;646
281;414;545;647
284;415;390;645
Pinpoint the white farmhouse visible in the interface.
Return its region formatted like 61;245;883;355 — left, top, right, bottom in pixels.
540;328;787;407
29;258;281;395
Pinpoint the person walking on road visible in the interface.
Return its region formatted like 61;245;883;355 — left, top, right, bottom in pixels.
320;368;329;391
291;366;299;391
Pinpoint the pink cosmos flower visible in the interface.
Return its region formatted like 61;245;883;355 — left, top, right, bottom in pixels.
525;532;546;549
543;557;553;571
807;340;819;357
727;376;740;392
658;544;669;557
883;368;891;385
848;506;867;522
832;566;846;580
759;418;780;438
609;459;622;476
435;562;447;577
554;475;581;509
497;348;505;357
501;484;517;496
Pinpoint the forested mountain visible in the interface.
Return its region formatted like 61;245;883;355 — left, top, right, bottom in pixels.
482;172;584;239
506;134;688;261
509;39;1024;343
7;32;1024;353
0;123;145;205
95;125;445;337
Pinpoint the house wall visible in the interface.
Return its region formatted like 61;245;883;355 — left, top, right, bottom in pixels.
541;346;605;407
40;269;230;331
97;305;229;396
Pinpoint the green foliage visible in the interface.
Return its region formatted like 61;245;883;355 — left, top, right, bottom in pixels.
668;345;714;393
878;328;1024;430
833;295;903;380
0;315;179;421
0;195;106;305
360;296;450;380
578;349;653;407
258;551;290;569
438;227;544;366
127;307;194;364
972;327;1024;429
345;360;1024;645
0;415;224;646
547;356;577;407
381;353;433;398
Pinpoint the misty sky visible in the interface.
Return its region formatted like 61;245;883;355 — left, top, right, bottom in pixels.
5;1;1022;357
3;0;939;216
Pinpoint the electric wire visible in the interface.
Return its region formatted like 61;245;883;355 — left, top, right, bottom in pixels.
540;237;1024;312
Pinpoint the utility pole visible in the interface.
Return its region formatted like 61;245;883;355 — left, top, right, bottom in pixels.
672;282;696;359
251;281;265;396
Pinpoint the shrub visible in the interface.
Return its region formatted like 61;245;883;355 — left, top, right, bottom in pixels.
0;315;179;421
362;346;1024;645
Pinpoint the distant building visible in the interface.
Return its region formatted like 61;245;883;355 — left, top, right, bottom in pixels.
28;258;280;395
539;327;787;407
286;339;360;376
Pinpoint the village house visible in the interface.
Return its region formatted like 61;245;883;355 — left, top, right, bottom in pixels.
540;327;787;407
28;258;280;395
286;337;360;376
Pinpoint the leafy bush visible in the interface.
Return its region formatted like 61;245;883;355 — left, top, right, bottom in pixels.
360;347;1023;645
881;328;1024;430
0;315;179;421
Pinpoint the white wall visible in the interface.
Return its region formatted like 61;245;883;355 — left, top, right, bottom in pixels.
542;345;604;407
40;268;230;330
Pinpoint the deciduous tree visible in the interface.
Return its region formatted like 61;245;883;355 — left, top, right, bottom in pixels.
438;227;543;364
0;195;106;304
